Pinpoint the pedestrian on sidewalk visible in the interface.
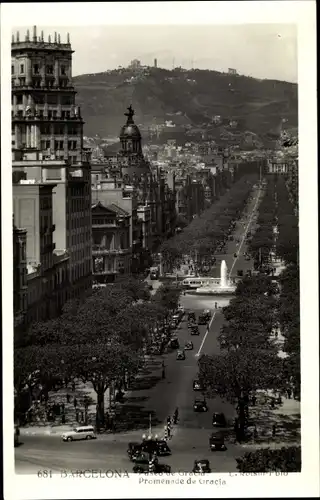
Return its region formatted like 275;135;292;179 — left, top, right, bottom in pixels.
73;397;78;408
61;403;65;414
164;426;168;441
61;413;66;424
71;381;76;392
251;394;257;406
80;411;84;423
272;424;277;437
167;424;171;439
286;387;292;399
173;408;179;424
66;393;70;403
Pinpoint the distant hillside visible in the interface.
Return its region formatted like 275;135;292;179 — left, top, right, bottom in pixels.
74;67;298;145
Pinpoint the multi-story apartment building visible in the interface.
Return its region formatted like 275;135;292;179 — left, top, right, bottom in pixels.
13;220;28;330
92;202;131;284
11;26;92;306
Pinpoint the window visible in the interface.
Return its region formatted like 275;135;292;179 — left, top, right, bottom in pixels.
33;64;40;74
61;65;66;75
12;65;15;74
17;95;23;105
20;64;24;74
46;65;54;75
48;110;52;119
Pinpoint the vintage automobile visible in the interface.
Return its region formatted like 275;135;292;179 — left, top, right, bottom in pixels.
209;433;227;451
190;326;200;336
193;398;208;412
184;341;194;351
212;412;227;427
193;380;204;391
198;313;207;325
127;442;144;461
192;459;211;473
169;337;179;349
141;439;171;456
187;311;196;321
188;320;196;329
176;350;186;361
132;456;171;474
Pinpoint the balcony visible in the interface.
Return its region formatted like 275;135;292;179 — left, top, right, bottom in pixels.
93;270;119;276
92;245;129;256
92;223;117;229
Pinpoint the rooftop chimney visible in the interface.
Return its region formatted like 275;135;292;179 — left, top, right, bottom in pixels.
58;33;61;44
54;31;57;43
12;34;14;43
33;25;37;42
16;31;20;42
48;34;51;43
26;29;30;41
41;30;44;41
67;32;70;44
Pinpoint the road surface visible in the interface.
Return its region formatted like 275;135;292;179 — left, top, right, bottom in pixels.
15;187;262;474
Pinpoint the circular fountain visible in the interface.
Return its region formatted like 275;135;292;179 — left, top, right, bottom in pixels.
195;260;236;295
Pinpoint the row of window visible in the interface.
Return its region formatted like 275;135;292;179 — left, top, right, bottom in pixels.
12;77;69;89
12;63;68;76
40;140;78;150
39;124;79;135
13;94;74;106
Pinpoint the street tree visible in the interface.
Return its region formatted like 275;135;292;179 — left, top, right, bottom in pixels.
236;446;301;472
198;349;281;441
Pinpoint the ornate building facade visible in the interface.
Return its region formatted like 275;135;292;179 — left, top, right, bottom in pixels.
92;202;131;284
11;26;92;317
91;106;176;272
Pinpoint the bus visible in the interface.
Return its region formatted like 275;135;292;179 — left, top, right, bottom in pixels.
182;277;218;289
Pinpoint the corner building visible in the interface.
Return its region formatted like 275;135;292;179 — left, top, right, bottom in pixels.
11;26;92;302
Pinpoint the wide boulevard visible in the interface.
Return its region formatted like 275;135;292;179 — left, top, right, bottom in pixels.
16;186;262;475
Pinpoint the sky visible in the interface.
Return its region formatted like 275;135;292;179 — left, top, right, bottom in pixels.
13;24;297;83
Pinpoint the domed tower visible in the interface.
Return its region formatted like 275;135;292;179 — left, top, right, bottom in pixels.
119;105;142;155
118;105;150;180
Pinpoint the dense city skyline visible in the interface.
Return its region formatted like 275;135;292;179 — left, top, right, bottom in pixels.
12;24;297;83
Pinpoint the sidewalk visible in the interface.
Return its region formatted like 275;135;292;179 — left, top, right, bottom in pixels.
19;355;174;439
244;390;300;447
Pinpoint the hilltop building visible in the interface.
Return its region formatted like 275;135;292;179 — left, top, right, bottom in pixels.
11;26;92;323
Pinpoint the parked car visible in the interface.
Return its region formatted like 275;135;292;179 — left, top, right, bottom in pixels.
192;459;211;473
62;425;96;442
184;341;194;351
193;380;204;391
193;398;208;412
176;350;186;361
188;321;196;329
169;338;179;349
212;412;227;427
209;433;227;451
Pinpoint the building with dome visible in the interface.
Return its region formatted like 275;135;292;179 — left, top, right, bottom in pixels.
91;106;176;277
